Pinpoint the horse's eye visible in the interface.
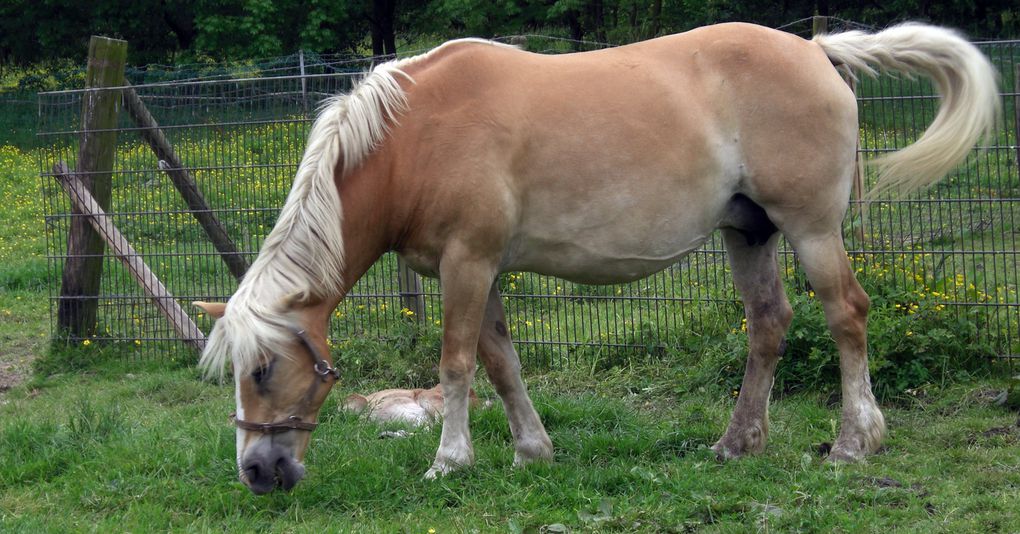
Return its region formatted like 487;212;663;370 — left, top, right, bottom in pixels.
251;359;274;386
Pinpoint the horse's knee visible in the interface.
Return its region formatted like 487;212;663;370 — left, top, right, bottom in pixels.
439;357;476;385
824;282;870;343
846;281;870;318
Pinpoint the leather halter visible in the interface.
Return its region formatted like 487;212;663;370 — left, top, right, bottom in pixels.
231;327;340;434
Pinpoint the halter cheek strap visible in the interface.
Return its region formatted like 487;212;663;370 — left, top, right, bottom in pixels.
231;327;340;434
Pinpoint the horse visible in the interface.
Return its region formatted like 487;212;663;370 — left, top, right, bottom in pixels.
341;384;481;427
195;21;999;494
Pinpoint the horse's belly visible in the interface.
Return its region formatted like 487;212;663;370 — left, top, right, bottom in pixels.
505;216;715;284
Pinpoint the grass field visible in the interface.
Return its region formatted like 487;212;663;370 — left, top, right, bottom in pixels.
1;345;1018;532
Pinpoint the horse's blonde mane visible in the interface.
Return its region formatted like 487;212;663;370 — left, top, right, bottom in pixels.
199;39;513;378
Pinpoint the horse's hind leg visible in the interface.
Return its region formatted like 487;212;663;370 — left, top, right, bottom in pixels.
712;230;793;459
477;283;554;464
788;232;885;461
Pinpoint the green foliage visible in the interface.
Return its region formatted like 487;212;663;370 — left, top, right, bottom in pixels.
6;60;85;92
3;1;1018;66
780;288;993;401
698;255;998;402
190;0;368;58
334;319;444;389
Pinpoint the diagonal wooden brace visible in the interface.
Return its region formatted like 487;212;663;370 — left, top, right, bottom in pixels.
54;161;206;352
122;84;250;281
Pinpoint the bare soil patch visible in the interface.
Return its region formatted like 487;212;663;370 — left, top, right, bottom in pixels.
0;337;39;394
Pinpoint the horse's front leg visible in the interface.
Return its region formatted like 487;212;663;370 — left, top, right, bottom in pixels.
477;282;553;465
424;249;497;479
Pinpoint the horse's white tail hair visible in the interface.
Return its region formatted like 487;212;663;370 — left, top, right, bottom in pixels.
814;23;1000;199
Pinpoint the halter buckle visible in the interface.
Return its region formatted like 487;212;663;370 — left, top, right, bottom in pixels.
313;359;340;381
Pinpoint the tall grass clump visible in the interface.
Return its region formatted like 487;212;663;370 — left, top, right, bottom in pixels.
698;254;998;402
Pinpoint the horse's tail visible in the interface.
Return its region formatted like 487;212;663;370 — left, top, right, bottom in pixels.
813;24;1000;199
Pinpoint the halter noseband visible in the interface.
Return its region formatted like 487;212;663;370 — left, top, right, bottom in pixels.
231;326;340;434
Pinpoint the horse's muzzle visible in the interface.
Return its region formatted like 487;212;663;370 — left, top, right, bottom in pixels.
240;445;306;494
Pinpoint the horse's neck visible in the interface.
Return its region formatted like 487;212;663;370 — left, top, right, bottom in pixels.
328;165;396;307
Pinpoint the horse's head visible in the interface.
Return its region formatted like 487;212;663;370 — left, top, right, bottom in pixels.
195;299;338;495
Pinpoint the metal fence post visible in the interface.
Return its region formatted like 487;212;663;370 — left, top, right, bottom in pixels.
299;49;308;113
1014;63;1019;167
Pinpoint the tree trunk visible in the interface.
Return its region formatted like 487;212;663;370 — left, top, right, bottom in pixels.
567;10;583;50
589;0;606;43
370;0;397;58
161;1;197;50
648;0;663;39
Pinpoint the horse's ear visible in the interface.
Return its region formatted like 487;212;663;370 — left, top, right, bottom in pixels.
193;301;227;319
278;290;312;310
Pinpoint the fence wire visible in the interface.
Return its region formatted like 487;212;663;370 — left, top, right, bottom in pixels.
38;35;1020;369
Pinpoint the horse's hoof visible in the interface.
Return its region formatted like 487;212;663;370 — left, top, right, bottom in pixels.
423;454;471;479
824;447;865;464
712;431;765;461
711;441;739;461
513;438;554;466
423;462;457;480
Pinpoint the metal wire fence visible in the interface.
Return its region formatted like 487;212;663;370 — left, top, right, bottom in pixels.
38;32;1020;369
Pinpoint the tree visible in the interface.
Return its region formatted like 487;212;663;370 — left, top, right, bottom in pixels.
369;0;398;57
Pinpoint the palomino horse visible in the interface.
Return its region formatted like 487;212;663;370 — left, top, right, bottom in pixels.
196;22;998;494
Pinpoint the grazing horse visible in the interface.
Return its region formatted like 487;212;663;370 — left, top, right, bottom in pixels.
196;22;998;494
341;384;481;427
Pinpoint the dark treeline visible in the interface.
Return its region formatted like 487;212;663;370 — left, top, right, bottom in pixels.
2;0;1018;66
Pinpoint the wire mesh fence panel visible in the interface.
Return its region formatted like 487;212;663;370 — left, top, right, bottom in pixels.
38;36;1019;369
40;74;358;357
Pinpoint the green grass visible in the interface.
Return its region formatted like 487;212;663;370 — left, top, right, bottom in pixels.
0;144;49;387
1;347;1018;532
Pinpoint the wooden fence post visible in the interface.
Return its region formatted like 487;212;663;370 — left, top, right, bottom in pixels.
397;256;425;323
122;84;250;281
57;36;127;340
812;15;828;36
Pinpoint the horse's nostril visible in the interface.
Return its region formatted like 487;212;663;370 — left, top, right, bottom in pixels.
274;457;286;486
275;456;306;491
243;461;261;484
242;448;304;493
